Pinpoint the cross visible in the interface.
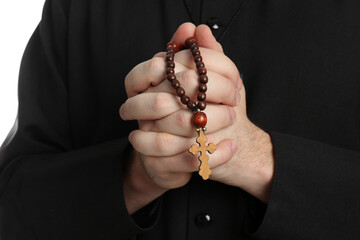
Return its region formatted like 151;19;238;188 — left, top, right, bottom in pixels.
188;129;217;180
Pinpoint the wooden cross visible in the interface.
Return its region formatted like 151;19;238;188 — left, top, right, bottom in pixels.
188;129;217;180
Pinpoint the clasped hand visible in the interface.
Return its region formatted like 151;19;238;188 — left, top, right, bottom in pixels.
120;23;274;214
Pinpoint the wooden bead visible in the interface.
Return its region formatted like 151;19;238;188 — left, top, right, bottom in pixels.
193;112;207;128
166;55;174;61
195;60;204;68
167;41;181;52
176;87;185;97
166;49;174;55
197;101;206;110
198;67;207;75
199;84;207;92
172;79;180;89
187;100;197;111
166;67;175;74
167;74;176;81
200;75;208;84
192;49;200;57
181;95;190;104
167;61;175;68
191;45;199;51
185;37;197;48
197;92;206;101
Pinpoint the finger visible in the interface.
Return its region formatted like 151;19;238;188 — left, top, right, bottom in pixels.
173;48;240;88
120;92;182;121
146;138;237;173
129;129;192;157
170;22;196;46
140;104;236;137
125;57;188;98
145;69;241;106
195;24;223;53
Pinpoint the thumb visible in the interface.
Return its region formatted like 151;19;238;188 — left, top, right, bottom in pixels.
170;22;196;47
195;24;224;53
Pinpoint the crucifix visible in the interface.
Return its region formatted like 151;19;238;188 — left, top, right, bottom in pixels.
189;129;217;180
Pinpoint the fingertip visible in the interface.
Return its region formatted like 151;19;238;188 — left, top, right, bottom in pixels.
195;24;223;53
171;22;196;46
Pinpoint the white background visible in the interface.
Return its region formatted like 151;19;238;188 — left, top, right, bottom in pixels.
0;0;45;145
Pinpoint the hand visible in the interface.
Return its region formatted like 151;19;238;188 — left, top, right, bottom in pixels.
120;23;241;214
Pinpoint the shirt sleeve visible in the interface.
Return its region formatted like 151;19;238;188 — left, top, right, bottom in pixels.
248;131;360;239
0;0;159;239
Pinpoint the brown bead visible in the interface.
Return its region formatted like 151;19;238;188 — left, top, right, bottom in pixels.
198;67;207;75
192;49;200;57
194;56;203;64
166;67;175;74
176;87;185;97
193;112;207;128
197;101;206;110
167;49;174;54
181;95;190;104
190;45;199;51
187;100;197;111
185;37;197;48
167;61;175;68
166;55;174;61
171;79;180;89
167;41;181;52
167;74;176;81
199;84;207;92
200;75;208;84
197;92;206;101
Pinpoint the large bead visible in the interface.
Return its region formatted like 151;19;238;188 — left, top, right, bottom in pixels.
193;112;207;128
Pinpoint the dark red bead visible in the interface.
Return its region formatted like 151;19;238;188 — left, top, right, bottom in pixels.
187;100;197;111
171;79;180;89
167;49;174;54
192;49;200;57
167;74;176;81
166;55;174;61
196;61;204;68
194;56;202;63
176;87;185;97
199;84;207;92
198;67;207;75
166;67;175;74
200;75;208;84
167;41;181;52
167;61;175;68
185;37;197;48
190;45;199;51
193;112;207;128
181;95;190;104
197;92;206;101
197;101;206;110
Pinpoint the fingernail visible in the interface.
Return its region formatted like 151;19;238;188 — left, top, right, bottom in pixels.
231;141;238;153
235;91;241;105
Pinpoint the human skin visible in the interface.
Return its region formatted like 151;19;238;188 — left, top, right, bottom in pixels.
120;23;275;214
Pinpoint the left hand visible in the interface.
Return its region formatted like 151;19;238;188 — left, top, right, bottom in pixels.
123;24;275;203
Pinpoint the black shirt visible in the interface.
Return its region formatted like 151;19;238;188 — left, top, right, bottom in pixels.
1;0;360;239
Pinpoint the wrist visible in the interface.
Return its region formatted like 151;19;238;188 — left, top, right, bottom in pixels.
123;148;167;214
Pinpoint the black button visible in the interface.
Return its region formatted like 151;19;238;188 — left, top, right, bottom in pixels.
195;213;212;228
207;17;221;30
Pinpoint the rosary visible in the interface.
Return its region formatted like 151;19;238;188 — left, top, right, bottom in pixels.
165;37;217;180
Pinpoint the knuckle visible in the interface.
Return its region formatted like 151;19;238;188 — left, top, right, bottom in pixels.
154;132;171;153
148;57;165;73
175;110;190;129
179;70;196;89
153;92;170;112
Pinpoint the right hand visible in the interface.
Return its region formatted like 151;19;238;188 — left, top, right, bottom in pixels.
120;23;242;214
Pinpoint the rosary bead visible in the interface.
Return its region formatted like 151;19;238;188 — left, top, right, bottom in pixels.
166;67;175;75
200;75;208;84
185;37;197;48
167;41;181;52
194;56;203;64
181;95;190;104
167;73;176;81
198;67;207;75
192;49;200;57
176;87;185;97
167;61;175;68
193;112;207;128
197;92;206;101
191;45;199;51
199;84;207;92
172;79;180;89
166;55;174;61
197;101;206;110
187;100;197;111
167;49;174;55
